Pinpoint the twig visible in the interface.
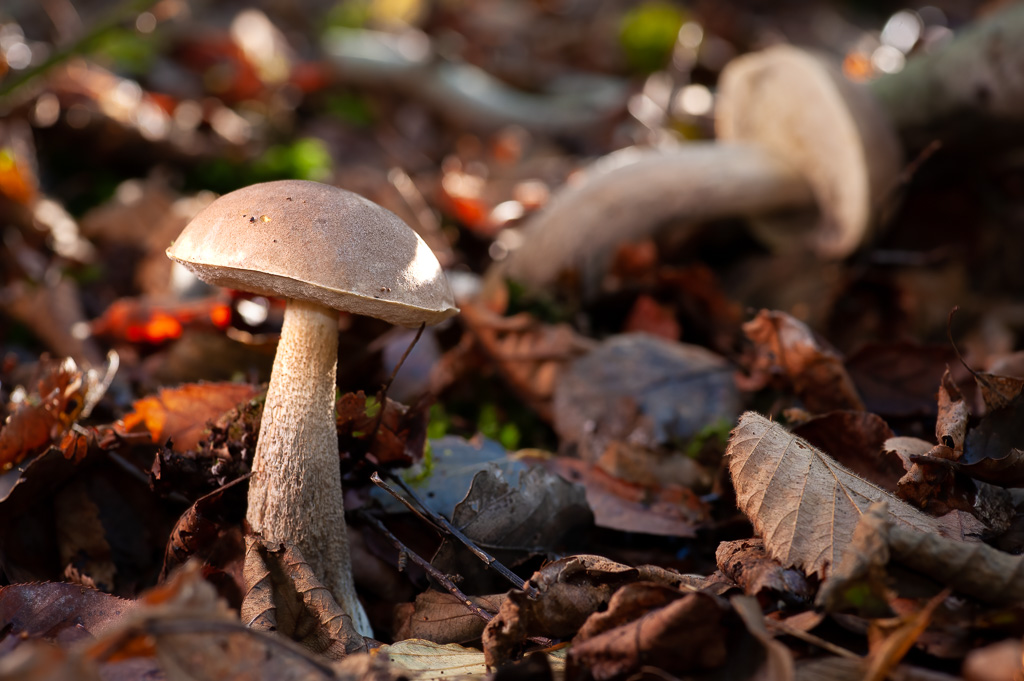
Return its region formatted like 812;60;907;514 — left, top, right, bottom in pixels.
363;322;424;457
764;618;861;660
359;510;554;647
371;471;538;598
358;510;495;624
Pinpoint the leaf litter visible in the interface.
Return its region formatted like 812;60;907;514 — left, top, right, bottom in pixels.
8;2;1024;680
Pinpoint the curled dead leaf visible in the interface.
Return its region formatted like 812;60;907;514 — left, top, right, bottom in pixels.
743;310;863;413
727;412;983;579
241;536;367;659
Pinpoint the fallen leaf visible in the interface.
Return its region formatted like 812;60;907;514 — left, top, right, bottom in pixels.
845;342;956;418
731;595;795;681
0;582;136;647
459;302;594;421
161;475;248;603
621;295;680;341
122;382;260;451
383;639;565;681
554;333;740;463
727;412;983;579
792;411;904;491
886;439;1013;535
89;296;231;344
0;356;114;471
393;591;507;644
335;391;428;469
241;537;366;659
482;555;639;666
715;538;812;606
742;310;863;413
566;592;731;681
574;581;684;642
544;456;709;537
935;370;968;454
972;371;1024;414
884;509;1024;604
960;392;1024;487
432;462;592;594
0;561;345;681
375;436;517;517
815;502;894;618
863;588;950;681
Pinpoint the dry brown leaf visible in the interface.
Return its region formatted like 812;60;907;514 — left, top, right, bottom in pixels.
715;538;812;605
815;502;893;618
885;513;1024;604
54;479;116;592
241;536;366;659
0;356;113;471
863;588;950;681
731;595;795;681
393;591;507;644
161;475;248;597
844;342;956;419
0;581;136;647
544;456;708;537
0;561;346;681
743;310;863;413
482;555;638;666
458;301;594;421
792;411;904;491
727;412;983;579
121;382;260;451
574;582;684;642
973;372;1024;413
622;294;680;341
935;370;967;455
566;592;731;681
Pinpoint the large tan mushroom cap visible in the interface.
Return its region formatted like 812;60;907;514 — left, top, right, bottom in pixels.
167;180;458;327
716;45;902;259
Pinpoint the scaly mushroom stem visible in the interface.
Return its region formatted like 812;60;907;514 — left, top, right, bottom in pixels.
247;298;373;637
500;143;814;293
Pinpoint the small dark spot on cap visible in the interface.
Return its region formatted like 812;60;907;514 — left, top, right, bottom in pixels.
249;216;256;223
286;197;292;201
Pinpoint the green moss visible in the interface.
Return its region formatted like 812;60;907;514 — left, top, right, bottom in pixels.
619;3;686;73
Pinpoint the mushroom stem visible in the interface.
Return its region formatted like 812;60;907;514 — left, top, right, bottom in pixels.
247;297;373;637
496;4;1024;292
499;143;814;293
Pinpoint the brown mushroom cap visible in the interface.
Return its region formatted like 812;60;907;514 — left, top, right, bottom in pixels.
167;179;458;327
716;45;902;259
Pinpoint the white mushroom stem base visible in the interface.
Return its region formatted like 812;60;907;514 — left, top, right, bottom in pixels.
247;298;373;637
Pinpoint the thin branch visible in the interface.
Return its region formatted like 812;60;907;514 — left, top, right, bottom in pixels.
371;471;538;597
358;509;554;648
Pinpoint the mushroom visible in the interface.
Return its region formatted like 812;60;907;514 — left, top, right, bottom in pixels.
167;179;458;636
494;3;1024;292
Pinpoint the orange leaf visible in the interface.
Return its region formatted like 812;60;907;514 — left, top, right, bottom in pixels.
0;358;92;471
623;295;680;340
122;383;260;451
